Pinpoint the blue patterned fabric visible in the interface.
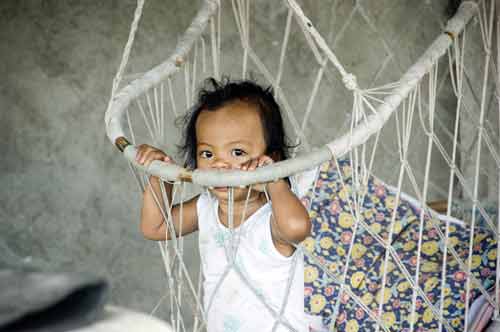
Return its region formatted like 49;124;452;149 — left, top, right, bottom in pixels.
302;159;497;332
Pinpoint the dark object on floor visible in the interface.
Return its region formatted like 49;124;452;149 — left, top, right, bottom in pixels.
0;270;108;332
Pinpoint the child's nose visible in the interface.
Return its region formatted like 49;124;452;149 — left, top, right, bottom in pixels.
212;158;231;170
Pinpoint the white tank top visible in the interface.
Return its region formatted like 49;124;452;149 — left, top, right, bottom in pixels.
197;191;306;332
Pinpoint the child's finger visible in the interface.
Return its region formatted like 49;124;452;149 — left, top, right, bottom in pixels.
258;155;274;167
143;150;162;166
247;158;259;171
137;145;155;164
137;147;148;164
141;149;154;165
135;144;147;162
240;159;251;171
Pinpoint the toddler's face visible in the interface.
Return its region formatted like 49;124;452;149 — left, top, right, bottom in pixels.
195;101;267;199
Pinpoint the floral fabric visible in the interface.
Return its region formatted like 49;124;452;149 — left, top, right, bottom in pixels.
302;159;497;332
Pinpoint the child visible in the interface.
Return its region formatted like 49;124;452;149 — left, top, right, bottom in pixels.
137;77;311;332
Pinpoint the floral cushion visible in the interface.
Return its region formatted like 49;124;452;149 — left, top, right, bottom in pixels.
302;159;497;332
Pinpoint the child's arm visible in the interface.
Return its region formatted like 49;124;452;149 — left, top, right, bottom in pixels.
266;179;311;241
266;179;311;255
240;156;311;256
137;144;199;241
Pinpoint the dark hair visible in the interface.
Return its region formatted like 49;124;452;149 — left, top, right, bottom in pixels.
178;77;293;169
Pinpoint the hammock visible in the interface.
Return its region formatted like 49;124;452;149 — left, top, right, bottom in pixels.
105;0;499;331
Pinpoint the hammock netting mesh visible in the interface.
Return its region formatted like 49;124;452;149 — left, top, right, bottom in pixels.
104;0;500;331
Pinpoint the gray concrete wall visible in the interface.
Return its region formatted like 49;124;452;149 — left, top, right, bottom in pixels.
0;0;200;318
1;0;487;327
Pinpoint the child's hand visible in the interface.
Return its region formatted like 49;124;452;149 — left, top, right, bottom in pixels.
238;155;274;192
135;144;173;166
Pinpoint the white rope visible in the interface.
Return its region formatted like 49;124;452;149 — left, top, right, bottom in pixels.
286;0;359;91
167;78;178;117
106;2;477;187
107;2;500;332
106;0;145;114
439;29;466;332
144;178;207;329
495;6;500;319
464;2;495;330
275;8;293;87
375;88;416;332
410;63;438;332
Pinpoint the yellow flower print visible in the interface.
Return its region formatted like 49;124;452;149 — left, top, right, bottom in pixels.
403;240;416;251
443;297;452;308
364;209;374;219
448;225;456;233
386;195;397;210
397;281;410;292
422;241;439;256
457;301;465;309
342;165;353;177
350;271;365;289
339;187;350;201
443;287;451;296
320;237;334;249
424;277;439;293
304;266;319;283
345;319;359;332
339;212;354;228
302;237;315;253
392;220;402;234
351;243;367;259
447;236;459;247
320;222;330;232
421;261;438;272
361;292;373;305
471;255;482;269
382;312;396;327
371;196;380;205
474;233;487;242
336;246;346;257
408;311;419;325
451;317;461;328
309;211;318;219
328;262;338;273
422;307;434;323
310;294;326;314
379;261;395;275
426;218;439;229
376;287;392;304
370;222;382;234
488;249;497;261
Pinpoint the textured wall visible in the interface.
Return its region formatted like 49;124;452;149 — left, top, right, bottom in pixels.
0;0;200;317
0;0;474;326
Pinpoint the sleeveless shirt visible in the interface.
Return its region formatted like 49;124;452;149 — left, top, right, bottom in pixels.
197;191;307;332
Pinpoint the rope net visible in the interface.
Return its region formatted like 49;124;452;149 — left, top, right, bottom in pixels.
105;0;500;331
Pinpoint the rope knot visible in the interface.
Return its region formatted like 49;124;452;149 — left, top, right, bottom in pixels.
343;73;358;91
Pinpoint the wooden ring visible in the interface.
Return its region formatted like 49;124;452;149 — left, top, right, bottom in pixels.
115;136;131;152
178;170;193;182
444;31;455;39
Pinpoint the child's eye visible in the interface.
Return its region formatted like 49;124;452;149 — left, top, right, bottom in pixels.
231;149;247;157
199;150;213;159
